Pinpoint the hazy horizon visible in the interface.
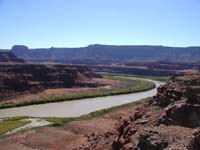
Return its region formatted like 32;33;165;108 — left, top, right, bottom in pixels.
1;44;200;50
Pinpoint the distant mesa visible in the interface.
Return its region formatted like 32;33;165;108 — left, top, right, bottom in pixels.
11;45;29;52
9;44;200;63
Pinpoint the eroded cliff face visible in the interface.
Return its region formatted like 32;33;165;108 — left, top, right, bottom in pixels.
112;72;200;150
0;52;25;63
156;72;200;128
0;64;96;101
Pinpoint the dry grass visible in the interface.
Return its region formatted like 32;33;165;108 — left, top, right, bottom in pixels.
0;120;30;136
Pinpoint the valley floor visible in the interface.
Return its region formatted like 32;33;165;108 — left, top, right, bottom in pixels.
0;98;195;150
0;75;155;109
0;99;147;150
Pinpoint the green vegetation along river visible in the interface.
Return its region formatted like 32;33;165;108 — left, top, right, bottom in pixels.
0;76;164;118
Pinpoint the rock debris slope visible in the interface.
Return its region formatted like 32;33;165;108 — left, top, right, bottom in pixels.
112;72;200;150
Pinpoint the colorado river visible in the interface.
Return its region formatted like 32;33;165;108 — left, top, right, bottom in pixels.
0;78;164;118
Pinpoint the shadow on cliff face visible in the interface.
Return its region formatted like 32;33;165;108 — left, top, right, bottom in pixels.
112;72;200;150
0;63;97;101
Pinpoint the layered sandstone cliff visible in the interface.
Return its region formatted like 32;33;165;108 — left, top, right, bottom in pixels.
0;63;96;101
0;52;25;63
112;72;200;150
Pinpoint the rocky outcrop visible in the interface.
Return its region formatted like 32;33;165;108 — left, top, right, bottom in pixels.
137;130;168;150
188;130;200;150
153;80;184;107
112;72;200;149
0;52;25;63
156;72;200;127
0;64;97;101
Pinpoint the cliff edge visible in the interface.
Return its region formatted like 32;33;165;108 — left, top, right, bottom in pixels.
112;72;200;150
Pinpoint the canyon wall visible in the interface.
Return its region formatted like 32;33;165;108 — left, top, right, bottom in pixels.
112;72;200;150
0;52;25;63
10;45;200;63
0;63;96;101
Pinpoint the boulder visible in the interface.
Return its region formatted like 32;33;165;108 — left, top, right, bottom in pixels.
162;102;200;127
137;130;168;150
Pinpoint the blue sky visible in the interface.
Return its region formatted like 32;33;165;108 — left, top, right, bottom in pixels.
0;0;200;48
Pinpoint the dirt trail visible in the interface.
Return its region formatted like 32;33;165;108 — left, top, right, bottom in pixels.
5;118;51;135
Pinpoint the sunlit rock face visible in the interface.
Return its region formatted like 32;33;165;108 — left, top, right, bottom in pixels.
112;72;200;150
154;72;200;127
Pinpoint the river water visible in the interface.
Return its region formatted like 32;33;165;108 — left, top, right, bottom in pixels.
0;78;164;118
